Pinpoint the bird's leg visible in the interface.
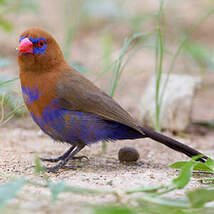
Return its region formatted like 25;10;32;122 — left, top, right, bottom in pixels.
44;144;85;172
40;145;76;162
40;145;89;162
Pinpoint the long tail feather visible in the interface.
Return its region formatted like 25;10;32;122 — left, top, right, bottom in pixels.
140;126;208;162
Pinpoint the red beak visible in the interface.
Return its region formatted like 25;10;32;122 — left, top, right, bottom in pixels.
18;38;33;54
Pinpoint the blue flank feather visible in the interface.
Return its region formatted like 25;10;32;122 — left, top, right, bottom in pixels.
23;86;143;145
31;106;143;144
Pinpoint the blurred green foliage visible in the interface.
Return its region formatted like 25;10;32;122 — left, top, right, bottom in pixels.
93;206;137;214
101;34;114;73
0;0;38;32
184;41;214;72
0;75;25;121
83;0;119;19
63;0;83;60
71;62;89;74
0;177;25;211
194;121;214;129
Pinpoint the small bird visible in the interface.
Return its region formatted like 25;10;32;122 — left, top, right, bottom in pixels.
17;28;207;172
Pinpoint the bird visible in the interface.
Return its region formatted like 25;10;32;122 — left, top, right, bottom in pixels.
17;28;208;172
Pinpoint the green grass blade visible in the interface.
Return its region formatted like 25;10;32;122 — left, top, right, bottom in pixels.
126;185;164;194
154;0;164;131
109;32;154;97
0;77;18;87
138;195;190;209
172;160;194;189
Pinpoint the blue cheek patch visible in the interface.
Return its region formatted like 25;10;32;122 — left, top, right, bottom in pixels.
22;86;42;105
30;37;47;55
33;45;47;55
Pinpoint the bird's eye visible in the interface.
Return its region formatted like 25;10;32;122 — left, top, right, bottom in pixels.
37;40;46;48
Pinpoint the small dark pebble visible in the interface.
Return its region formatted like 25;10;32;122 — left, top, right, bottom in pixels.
118;147;140;162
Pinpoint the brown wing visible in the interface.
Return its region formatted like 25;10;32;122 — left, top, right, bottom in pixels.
56;68;144;134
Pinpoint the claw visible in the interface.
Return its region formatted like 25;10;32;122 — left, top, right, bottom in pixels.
71;155;89;161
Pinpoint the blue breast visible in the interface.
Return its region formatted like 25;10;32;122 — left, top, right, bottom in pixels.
22;86;42;105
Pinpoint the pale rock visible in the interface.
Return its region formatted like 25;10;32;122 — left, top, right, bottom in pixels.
139;73;201;131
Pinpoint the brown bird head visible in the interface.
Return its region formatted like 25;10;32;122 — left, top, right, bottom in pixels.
17;28;65;72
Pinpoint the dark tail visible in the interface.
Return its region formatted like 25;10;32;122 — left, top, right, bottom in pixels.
140;126;208;163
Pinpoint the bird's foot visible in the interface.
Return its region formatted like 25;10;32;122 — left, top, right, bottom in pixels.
29;162;81;173
40;155;89;163
43;157;82;172
37;144;86;172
